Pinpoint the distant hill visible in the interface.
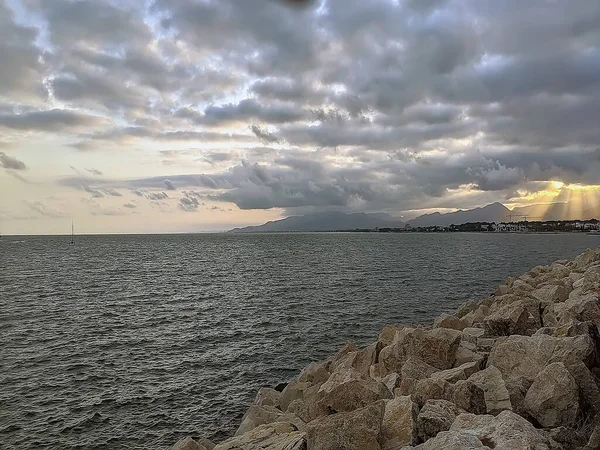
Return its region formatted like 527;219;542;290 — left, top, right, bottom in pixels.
408;201;600;227
408;202;510;227
229;211;404;233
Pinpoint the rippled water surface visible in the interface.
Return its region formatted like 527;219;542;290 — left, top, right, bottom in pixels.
1;233;598;449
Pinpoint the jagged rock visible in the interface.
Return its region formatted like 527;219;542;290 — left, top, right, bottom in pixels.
430;361;481;384
381;373;401;392
330;343;379;377
281;382;315;412
236;405;283;436
549;427;588;449
416;399;465;442
298;363;330;385
461;327;484;344
213;422;305;450
575;249;597;271
450;411;561;449
570;272;584;283
171;437;212;450
504;376;532;416
255;388;283;409
380;396;418;450
512;279;534;292
583;423;600;450
453;343;485;367
316;368;391;414
413;377;454;407
583;264;600;291
379;326;402;347
566;360;600;415
324;342;359;371
476;336;498;353
524;362;580;427
286;398;326;424
452;380;486;414
455;300;479;319
402;328;462;370
495;284;510;296
402;431;486;449
397;357;438;395
305;401;384;450
533;284;568;306
433;313;467;331
482;301;540;337
552;292;600;325
463;305;490;327
487;333;596;383
467;365;512;414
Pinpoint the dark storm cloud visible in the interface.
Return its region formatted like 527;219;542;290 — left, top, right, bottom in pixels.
0;152;28;170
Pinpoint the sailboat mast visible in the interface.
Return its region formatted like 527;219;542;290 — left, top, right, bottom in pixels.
71;219;74;244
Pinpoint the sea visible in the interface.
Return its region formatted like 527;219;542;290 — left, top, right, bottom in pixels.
1;232;598;449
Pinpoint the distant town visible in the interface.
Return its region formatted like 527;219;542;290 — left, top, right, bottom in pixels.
339;219;600;233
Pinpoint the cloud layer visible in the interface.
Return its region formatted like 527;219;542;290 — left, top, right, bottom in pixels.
2;0;600;223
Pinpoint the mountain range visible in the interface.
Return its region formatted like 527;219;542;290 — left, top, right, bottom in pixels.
229;202;600;232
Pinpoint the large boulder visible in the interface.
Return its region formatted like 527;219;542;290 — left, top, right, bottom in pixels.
298;363;330;385
574;249;597;271
380;396;418;450
170;437;212;450
330;343;379;377
281;382;317;412
523;362;580;428
450;411;561;449
532;284;568;306
482;300;540;337
416;399;465;442
402;328;462;370
467;365;512;414
403;431;486;449
551;292;600;325
213;422;305;450
433;313;468;331
316;368;391;414
582;264;600;291
451;380;486;414
305;401;384;450
487;333;595;383
236;405;284;436
397;357;438;395
430;361;481;384
255;388;283;409
412;377;454;407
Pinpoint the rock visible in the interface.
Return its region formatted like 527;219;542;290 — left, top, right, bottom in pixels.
298;363;330;385
433;314;467;331
330;343;379;377
412;377;454;407
255;388;283;409
430;361;481;384
379;326;402;347
524;362;580;428
381;373;401;392
397;357;438;395
316;368;391;414
512;279;534;292
461;327;484;344
467;365;512;414
402;328;462;370
305;401;384;450
404;431;486;449
583;423;600;450
476;336;498;353
570;272;584;283
455;300;479;319
171;437;212;450
487;333;595;383
380;396;418;450
213;422;305;450
281;382;315;412
236;405;283;436
450;411;561;449
575;249;597;271
324;342;359;370
453;344;485;368
533;284;568;306
452;380;486;414
504;376;533;416
482;301;540;337
583;265;600;291
552;292;600;325
416;399;465;442
565;360;600;415
548;427;588;449
495;284;510;296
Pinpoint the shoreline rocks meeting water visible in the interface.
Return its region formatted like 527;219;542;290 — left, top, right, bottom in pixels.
170;246;600;450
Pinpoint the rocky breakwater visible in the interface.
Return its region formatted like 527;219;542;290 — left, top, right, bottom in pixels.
170;246;600;450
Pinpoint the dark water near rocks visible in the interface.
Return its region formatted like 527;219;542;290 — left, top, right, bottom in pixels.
1;233;598;449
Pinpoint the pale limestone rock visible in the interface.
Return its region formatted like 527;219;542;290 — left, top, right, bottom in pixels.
330;343;379;377
236;405;283;436
380;396;418;450
298;362;330;384
461;327;484;344
565;360;600;415
433;313;467;331
324;342;358;370
455;300;479;319
582;264;600;291
316;368;391;414
512;279;534;292
533;284;568;306
381;373;401;392
487;333;595;383
416;399;465;442
413;377;454;407
255;388;283;409
450;411;561;449
570;272;584;283
305;401;384;450
524;362;579;428
467;365;512;414
213;423;305;450
482;301;540;337
430;361;481;384
170;437;212;450
397;357;437;396
379;326;402;347
402;327;462;370
403;431;486;449
280;381;315;412
451;380;486;414
552;292;600;325
574;249;597;271
453;344;485;367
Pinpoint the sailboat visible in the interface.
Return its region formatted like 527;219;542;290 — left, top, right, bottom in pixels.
70;219;75;245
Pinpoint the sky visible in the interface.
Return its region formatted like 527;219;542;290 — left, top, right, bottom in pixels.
1;0;600;234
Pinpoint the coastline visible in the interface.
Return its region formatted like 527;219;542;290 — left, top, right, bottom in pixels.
173;246;600;450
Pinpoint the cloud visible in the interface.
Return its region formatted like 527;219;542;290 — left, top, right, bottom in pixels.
123;202;137;209
179;191;204;212
85;168;103;176
250;124;281;144
0;109;108;132
25;200;68;218
0;152;28;170
5;170;31;183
